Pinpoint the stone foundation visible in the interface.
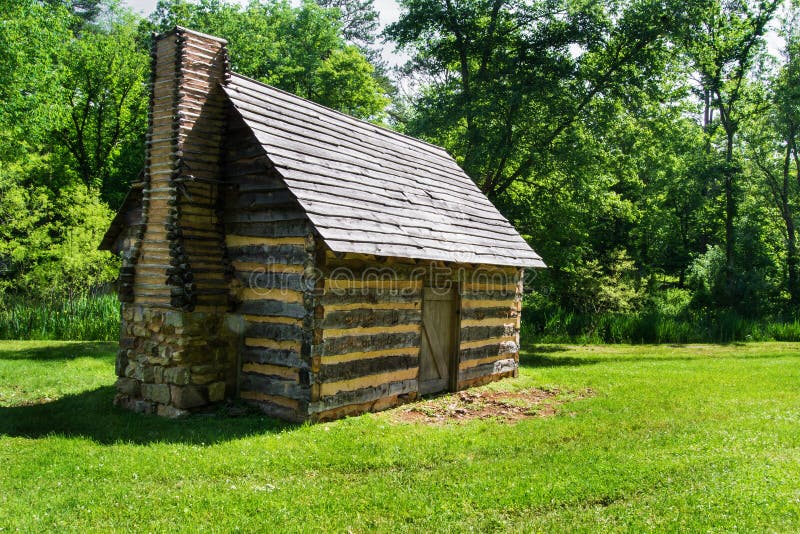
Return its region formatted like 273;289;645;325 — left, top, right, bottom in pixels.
114;304;237;417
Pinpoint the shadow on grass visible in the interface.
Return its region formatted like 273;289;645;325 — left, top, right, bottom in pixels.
0;342;117;362
520;343;800;369
0;386;296;445
519;345;599;368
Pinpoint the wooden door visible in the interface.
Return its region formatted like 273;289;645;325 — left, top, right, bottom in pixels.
418;286;459;395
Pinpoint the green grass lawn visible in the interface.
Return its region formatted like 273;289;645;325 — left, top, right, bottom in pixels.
1;341;799;532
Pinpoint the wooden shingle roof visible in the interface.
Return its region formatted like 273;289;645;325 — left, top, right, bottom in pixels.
223;73;545;268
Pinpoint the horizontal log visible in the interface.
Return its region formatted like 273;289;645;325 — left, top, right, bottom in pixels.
460;289;517;301
324;278;422;291
457;369;516;391
244;321;304;341
227;244;309;265
226;235;306;247
311;392;411;422
241;362;298;381
461;298;519;310
239;372;309;400
323;323;419;340
223;220;310;239
234;270;307;292
239;346;306;368
460;336;516;350
232;261;305;275
319;331;420;357
239;287;304;304
322;308;421;330
459;354;517;370
462;281;518;292
235;298;307;318
460;317;517;328
318;346;419;366
233;191;297;211
242;314;302;326
321;301;420;313
460;307;518;321
239;390;299;411
224;209;307;224
317;288;421;306
457;358;517;382
317;355;418;382
308;378;417;413
244;338;302;352
459;324;516;342
459;340;519;362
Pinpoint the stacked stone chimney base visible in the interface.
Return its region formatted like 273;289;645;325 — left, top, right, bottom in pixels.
114;304;237;417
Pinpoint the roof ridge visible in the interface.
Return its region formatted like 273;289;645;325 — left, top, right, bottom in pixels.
227;71;452;157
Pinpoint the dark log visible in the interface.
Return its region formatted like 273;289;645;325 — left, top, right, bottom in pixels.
234;270;307;292
322;308;421;329
457;358;517;382
317;355;418;382
460;307;517;321
227;244;308;265
239;372;309;400
459;324;516;342
236;299;307;319
224;220;309;238
244;321;304;341
317;287;420;306
459;341;518;362
320;331;420;357
309;378;416;412
240;346;306;368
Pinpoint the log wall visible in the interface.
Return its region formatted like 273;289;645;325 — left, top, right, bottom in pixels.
308;252;425;420
307;255;522;420
456;266;522;389
223;113;316;421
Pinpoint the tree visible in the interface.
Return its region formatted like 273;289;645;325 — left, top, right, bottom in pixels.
680;0;780;291
750;13;800;304
387;0;679;200
52;18;149;205
315;0;379;48
150;0;390;120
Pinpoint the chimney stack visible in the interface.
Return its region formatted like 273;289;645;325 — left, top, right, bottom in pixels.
115;27;237;417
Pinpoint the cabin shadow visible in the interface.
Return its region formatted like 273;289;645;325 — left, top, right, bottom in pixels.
519;344;601;368
0;386;297;445
0;342;117;362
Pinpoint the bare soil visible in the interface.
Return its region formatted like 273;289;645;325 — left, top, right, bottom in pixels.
394;387;592;424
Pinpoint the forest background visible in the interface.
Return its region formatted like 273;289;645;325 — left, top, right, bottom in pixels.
3;0;800;343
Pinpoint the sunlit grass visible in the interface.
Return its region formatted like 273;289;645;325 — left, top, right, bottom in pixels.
1;340;799;531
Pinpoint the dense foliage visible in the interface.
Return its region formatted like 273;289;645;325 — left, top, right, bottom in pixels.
389;0;800;328
2;0;800;340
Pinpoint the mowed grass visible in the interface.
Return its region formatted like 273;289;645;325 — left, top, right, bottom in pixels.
1;341;799;532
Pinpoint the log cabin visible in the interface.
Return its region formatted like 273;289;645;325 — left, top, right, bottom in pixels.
100;27;545;421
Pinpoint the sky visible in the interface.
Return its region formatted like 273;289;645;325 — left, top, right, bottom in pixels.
121;0;406;65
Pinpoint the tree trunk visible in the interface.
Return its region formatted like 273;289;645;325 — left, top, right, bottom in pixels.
724;132;736;294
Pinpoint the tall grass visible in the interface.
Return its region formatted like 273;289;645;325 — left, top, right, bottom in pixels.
0;293;119;341
522;307;800;344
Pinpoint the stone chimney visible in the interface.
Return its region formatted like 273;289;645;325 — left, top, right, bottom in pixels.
115;27;237;417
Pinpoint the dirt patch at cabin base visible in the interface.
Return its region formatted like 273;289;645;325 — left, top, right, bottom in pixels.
394;387;593;424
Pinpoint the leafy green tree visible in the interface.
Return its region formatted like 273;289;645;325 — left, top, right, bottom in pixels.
315;0;379;48
150;0;390;120
749;14;800;304
387;0;678;199
52;17;149;206
679;0;780;291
